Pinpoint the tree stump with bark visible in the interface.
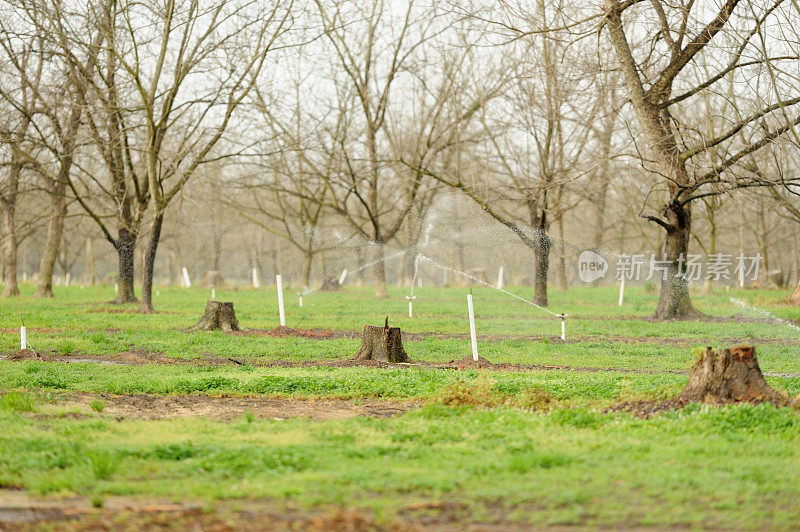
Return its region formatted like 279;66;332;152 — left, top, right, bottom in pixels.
351;318;409;363
789;277;800;304
679;345;789;405
190;301;240;332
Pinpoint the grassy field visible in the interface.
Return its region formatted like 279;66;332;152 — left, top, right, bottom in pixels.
1;283;800;529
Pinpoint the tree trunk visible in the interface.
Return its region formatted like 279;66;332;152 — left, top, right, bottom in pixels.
653;202;702;319
140;212;164;312
1;201;19;297
84;236;95;285
34;181;68;298
115;228;138;303
556;215;568;290
352;320;409;363
301;249;313;288
532;231;549;307
679;345;790;405
190;300;240;332
372;241;388;298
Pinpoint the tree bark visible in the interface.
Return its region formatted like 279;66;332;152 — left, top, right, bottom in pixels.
1;198;19;297
532;229;550;307
34;181;68;298
140;211;164;312
190;301;240;332
653;201;702;319
556;215;568;290
679;345;790;405
84;236;95;285
115;228;138;303
302;249;313;288
372;241;389;298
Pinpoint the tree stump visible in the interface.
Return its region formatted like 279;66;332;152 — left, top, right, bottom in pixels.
790;277;800;304
352;318;409;363
679;346;788;405
190;301;240;332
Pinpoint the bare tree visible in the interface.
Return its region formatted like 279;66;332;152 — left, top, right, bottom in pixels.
0;26;41;297
412;1;597;306
307;0;459;297
603;0;800;318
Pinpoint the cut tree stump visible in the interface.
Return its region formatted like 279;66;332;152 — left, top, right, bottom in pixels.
351;318;409;363
679;345;789;405
190;301;240;332
790;277;800;304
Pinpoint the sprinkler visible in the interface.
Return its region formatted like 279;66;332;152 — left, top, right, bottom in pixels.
406;295;416;318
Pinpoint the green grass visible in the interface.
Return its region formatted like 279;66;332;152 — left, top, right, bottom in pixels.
2;283;800;527
1;403;800;528
3;283;800;372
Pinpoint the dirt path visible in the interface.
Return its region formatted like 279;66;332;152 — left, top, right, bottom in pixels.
0;489;547;531
1;348;690;376
56;393;415;421
0;490;414;531
242;326;800;347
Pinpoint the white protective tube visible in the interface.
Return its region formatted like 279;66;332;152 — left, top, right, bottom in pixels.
497;266;504;289
182;267;191;288
467;293;478;361
211;288;216;300
20;326;26;350
618;276;625;306
276;274;286;327
339;269;348;286
299;295;303;307
561;315;566;340
252;268;260;288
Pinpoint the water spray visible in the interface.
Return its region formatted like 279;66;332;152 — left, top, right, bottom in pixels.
407;254;422;319
416;254;567;339
730;297;800;333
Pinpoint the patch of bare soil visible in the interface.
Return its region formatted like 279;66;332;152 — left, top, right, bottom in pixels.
7;349;40;361
443;355;497;369
235;326;800;348
240;327;359;340
64;393;414;421
0;491;415;531
1;348;696;377
607;395;799;418
0;349;244;368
